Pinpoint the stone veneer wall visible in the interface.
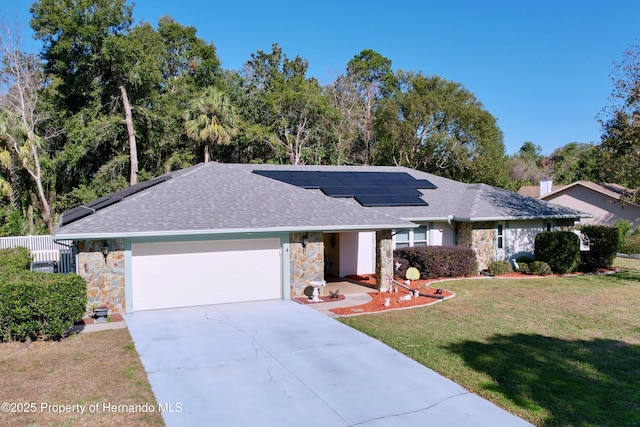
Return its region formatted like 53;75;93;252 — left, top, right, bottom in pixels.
472;228;495;271
375;230;393;290
77;239;125;315
456;222;495;271
289;232;324;298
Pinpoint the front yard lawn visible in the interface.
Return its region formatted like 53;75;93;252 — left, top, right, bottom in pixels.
0;328;164;426
340;258;640;426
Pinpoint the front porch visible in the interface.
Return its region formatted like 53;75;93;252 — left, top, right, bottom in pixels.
289;230;393;298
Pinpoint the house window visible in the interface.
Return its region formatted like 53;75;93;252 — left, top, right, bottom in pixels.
393;226;428;248
546;222;552;232
395;229;410;248
413;226;428;246
497;224;504;249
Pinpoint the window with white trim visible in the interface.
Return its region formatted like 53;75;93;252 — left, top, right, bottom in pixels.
497;224;504;249
393;226;429;248
413;226;428;246
394;229;410;248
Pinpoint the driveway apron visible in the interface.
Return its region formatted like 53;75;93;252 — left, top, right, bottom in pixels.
125;300;532;427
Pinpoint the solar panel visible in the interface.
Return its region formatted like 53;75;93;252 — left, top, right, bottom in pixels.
355;195;429;207
59;175;172;227
412;179;438;189
353;186;422;196
252;170;436;207
320;186;358;197
86;197;121;211
59;207;94;226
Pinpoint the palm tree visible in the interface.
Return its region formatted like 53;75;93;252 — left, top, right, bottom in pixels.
184;87;238;163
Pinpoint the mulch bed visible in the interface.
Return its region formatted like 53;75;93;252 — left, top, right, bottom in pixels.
331;275;454;316
78;313;124;324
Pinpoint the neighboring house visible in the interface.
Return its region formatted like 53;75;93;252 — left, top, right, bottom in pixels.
54;163;588;314
519;179;640;230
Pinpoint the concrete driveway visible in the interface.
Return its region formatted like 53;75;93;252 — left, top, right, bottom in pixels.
125;300;531;427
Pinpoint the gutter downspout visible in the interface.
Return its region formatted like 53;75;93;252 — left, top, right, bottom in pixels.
447;215;455;230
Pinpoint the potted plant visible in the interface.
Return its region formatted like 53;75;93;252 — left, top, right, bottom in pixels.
92;304;109;320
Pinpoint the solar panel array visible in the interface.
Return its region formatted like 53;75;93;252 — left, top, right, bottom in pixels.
59;175;172;226
253;170;436;207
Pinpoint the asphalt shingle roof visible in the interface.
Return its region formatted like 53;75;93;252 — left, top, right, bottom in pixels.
55;163;416;238
55;163;589;239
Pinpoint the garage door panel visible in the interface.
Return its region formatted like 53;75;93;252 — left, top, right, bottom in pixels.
132;238;282;311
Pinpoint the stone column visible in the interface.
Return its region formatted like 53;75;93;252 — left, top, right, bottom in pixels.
77;239;125;315
289;232;325;298
375;230;393;290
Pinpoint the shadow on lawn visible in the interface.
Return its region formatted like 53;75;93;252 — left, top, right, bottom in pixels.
447;334;640;426
605;268;640;283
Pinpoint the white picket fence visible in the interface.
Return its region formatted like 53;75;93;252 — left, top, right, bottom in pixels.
0;235;76;274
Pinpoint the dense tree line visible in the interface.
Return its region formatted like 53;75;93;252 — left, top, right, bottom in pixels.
0;1;637;234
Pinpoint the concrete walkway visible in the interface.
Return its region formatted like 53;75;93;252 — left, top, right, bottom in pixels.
125;300;532;427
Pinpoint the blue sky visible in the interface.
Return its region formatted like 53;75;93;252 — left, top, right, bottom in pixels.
6;0;640;155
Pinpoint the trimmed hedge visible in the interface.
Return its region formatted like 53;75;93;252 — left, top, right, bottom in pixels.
0;247;32;273
394;246;478;279
580;225;619;271
530;261;553;275
487;260;513;275
0;272;87;341
535;231;581;274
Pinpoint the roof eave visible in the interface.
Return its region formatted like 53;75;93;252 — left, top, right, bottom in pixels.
459;213;592;222
53;222;418;240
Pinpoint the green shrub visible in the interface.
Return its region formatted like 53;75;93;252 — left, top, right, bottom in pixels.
0;247;32;274
580;225;620;271
620;234;640;255
487;260;513;275
514;256;534;274
530;261;553;275
517;262;531;274
614;219;632;249
535;231;581;274
0;272;86;341
394;246;478;279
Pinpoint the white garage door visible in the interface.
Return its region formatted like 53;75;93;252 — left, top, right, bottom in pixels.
131;238;282;311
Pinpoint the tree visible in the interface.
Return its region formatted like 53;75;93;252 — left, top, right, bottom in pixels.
547;142;600;184
597;44;640;200
505;142;547;190
184;87;238;163
345;49;393;164
518;141;543;163
374;71;508;186
30;0;140;184
325;74;361;164
0;19;56;231
242;43;331;165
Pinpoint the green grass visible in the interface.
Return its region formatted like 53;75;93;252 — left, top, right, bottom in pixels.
340;258;640;426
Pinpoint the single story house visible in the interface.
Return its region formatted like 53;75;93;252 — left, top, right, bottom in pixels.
519;180;640;230
54;163;589;314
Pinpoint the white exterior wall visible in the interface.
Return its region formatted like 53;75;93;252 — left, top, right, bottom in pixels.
429;222;455;246
506;221;544;260
338;231;375;277
357;231;375;274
